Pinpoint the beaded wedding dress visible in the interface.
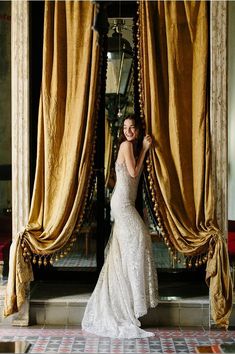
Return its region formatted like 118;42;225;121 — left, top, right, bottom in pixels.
82;161;158;338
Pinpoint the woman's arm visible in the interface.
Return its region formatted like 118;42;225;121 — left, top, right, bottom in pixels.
121;136;152;178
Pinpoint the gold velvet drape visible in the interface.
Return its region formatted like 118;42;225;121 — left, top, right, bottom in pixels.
105;115;113;187
5;1;100;316
139;1;232;328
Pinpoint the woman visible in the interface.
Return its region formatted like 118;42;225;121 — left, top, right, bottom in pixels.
82;115;158;338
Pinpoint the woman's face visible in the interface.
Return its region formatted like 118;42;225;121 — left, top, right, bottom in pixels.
123;119;138;142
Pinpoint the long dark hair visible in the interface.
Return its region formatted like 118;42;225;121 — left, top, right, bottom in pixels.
118;114;143;159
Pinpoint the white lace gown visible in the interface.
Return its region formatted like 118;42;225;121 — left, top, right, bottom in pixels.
81;161;158;338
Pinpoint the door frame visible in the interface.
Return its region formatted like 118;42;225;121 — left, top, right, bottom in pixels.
11;0;228;323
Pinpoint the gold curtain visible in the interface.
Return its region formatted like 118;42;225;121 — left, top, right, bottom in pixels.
105;113;113;187
139;1;232;328
5;1;100;316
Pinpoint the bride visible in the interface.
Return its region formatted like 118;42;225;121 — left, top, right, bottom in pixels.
82;115;158;338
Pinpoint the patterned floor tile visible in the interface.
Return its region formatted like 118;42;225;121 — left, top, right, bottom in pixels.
0;326;235;353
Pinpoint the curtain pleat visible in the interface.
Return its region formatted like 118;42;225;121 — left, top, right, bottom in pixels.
105;115;113;187
5;1;100;316
139;0;232;328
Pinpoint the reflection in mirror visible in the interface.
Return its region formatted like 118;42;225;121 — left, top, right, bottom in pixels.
142;181;186;270
53;179;97;271
104;18;186;273
105;18;134;157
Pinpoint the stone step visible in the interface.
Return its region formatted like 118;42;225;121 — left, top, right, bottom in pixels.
29;281;210;327
30;299;210;327
1;280;235;328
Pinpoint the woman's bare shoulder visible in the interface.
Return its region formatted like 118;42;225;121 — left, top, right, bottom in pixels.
120;141;132;150
116;141;132;164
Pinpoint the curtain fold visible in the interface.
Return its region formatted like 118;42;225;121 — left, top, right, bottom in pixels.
139;0;232;328
5;1;100;316
105;114;113;187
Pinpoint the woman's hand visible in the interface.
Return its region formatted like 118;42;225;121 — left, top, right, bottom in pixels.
143;135;152;151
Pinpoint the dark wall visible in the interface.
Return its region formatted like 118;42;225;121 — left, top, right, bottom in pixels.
29;1;44;197
0;2;11;211
107;1;136;18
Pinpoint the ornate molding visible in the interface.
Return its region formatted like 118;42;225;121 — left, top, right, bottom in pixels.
11;1;30;237
11;0;30;326
210;1;228;236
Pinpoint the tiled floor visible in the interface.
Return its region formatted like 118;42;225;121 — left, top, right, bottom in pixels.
0;326;234;353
